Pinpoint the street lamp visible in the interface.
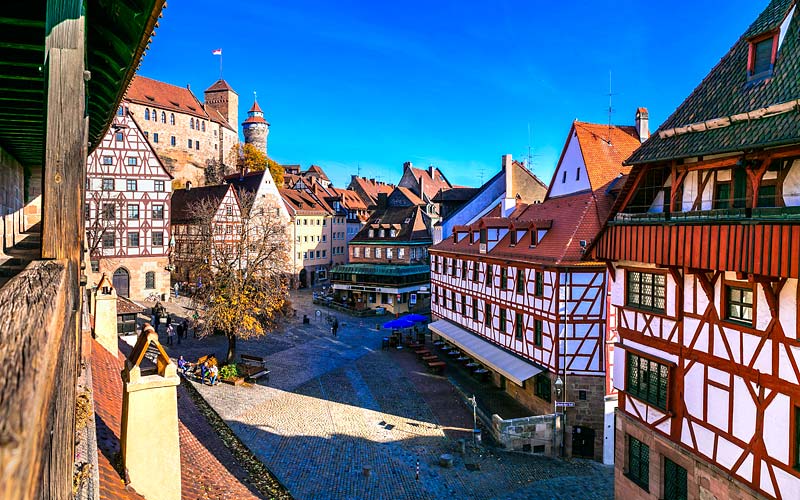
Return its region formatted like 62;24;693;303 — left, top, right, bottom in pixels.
554;376;563;398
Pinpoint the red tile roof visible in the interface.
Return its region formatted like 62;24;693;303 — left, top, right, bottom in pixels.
305;165;330;180
280;188;330;214
394;186;424;206
348;176;395;205
90;340;260;499
205;79;236;93
328;186;368;211
242;100;268;125
571;121;640;194
126;76;208;120
409;166;452;200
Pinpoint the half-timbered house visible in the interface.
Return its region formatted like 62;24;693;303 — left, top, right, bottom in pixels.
592;1;800;498
429;117;643;462
86;106;173;300
171;183;242;283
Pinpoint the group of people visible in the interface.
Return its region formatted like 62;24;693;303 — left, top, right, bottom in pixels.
177;355;219;385
165;317;190;346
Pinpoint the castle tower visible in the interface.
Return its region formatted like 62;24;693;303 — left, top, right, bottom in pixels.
242;97;269;154
204;79;238;127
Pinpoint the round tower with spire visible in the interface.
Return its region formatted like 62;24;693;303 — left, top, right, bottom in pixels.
242;93;269;154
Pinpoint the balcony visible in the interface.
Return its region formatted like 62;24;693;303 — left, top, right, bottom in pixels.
611;206;800;225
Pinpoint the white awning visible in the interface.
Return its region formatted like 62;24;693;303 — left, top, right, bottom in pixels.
428;319;544;386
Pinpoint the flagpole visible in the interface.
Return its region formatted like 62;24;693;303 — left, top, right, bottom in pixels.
219;53;223;79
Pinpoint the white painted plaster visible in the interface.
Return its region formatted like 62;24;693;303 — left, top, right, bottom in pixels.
732;376;757;444
715;436;743;470
760;461;776;498
612;346;625;391
707;366;729;385
603;399;616;465
549;133;591;197
684;362;705;419
780;280;798;340
773;464;800;500
707;385;730;432
763;392;790;463
735;453;754;483
693;422;716;459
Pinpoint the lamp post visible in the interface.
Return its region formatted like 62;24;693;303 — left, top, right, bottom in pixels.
469;395;478;447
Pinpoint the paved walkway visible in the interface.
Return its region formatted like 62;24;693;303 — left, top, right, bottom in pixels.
154;291;613;500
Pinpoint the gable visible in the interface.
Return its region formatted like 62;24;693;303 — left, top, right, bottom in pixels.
548;129;591;198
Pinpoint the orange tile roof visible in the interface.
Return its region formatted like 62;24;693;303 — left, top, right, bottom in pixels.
349;176;395;205
572;121;640;193
395;186;424;206
126;76;208;119
205;79;236;93
409;166;452;200
280;188;330;214
90;340;260;499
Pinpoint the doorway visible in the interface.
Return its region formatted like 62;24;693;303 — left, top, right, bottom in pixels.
572;425;595;458
113;267;130;298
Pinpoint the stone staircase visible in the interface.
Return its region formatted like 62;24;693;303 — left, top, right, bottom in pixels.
0;223;41;287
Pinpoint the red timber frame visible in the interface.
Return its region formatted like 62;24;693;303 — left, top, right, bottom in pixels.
429;250;607;377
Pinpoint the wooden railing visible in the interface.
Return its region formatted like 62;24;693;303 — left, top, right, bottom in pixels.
0;259;79;500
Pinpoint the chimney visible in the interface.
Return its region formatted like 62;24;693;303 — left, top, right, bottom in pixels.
428;165;435;178
403;161;413;170
419;175;425;200
502;154;516;216
635;108;650;143
370;178;375;183
186;84;190;91
185;181;192;190
377;192;388;210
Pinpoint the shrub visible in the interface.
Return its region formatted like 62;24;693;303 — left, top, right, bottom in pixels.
219;364;240;379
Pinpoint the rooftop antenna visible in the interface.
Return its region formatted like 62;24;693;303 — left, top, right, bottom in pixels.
479;167;485;184
607;71;615;144
357;162;361;177
522;122;542;171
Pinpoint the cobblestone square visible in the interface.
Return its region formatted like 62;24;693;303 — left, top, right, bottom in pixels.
163;291;613;500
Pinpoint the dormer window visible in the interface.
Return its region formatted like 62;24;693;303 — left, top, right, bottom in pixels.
748;32;777;81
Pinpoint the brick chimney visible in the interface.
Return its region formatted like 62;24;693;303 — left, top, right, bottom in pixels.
635;108;649;143
502;154;516;216
428;165;435;178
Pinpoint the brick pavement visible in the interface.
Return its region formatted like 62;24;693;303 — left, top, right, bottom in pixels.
159;291;613;500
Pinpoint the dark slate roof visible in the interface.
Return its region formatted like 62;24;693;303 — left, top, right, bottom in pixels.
351;205;431;244
171;184;232;224
432;187;479;202
628;0;800;165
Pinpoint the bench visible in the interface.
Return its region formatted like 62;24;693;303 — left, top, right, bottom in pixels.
422;355;439;362
415;349;431;357
427;361;446;374
239;354;270;383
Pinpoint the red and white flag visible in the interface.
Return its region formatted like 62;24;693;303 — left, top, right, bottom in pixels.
212;48;222;56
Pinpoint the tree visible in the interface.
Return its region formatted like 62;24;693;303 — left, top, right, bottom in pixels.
230;143;284;188
186;190;290;363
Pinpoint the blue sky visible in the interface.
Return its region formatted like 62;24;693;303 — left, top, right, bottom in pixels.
140;1;766;188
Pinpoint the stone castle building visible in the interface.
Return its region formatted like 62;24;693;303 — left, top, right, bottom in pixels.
242;99;270;154
124;76;240;186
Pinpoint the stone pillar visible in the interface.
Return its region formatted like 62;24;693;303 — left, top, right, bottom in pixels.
93;274;119;356
120;327;181;500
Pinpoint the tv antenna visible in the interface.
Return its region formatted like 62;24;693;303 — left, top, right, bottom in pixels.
522;122;542;171
607;71;616;144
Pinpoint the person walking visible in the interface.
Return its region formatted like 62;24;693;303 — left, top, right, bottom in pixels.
332;317;339;337
174;282;180;299
166;322;175;346
176;320;184;345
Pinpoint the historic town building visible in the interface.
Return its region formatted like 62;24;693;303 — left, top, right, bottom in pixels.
332;194;432;314
124;75;240;185
428;116;644;462
432;154;548;244
282;187;335;287
85;106;173;300
170;183;242;283
348;174;395;209
593;1;800;498
397;162;453;225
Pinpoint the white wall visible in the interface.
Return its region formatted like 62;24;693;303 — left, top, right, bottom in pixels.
549;133;591;197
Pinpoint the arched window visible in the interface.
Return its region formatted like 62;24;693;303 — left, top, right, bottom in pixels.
145;271;155;289
170;113;175;125
201;121;205;132
161;111;166;123
152;109;157;121
144;108;150;120
190;119;194;130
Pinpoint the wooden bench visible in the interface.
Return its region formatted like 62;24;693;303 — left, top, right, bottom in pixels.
415;349;431;357
239;354;270;383
422;355;439;362
427;361;446;374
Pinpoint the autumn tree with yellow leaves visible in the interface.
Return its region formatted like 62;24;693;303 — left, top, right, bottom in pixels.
230;143;284;188
186;190;289;363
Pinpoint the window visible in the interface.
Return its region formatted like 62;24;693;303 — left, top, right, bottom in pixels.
534;270;544;296
500;267;508;289
303;252;307;259
461;260;467;278
170;135;176;146
369;229;374;238
627;436;650;491
127;204;139;220
195;140;199;150
534;319;543;346
153;133;159;143
472;299;478;321
516;270;525;294
126;179;137;191
375;248;382;258
90;260;99;272
484;302;491;326
188;139;192;148
387;248;393;259
534;374;551;402
117;106;124;117
726;285;754;325
116;131;125;142
322;235;327;242
151;109;157;121
576;168;580;181
102;178;114;191
472;263;479;282
499;308;507;331
102;156;113;165
713;181;731;209
127;157;137;166
626;271;666;312
365;248;371;258
190;119;194;130
102;203;116;220
144;108;150;120
449;258;455;275
152;231;163;246
757;182;777;208
145;271;156;289
160;111;166;123
127;232;139;247
749;35;775;79
485;264;493;286
664;458;687;500
84;203;90;220
390;229;396;237
794;405;800;471
515;312;523;340
152;204;164;220
626;352;669;410
461;295;467;316
102;232;114;248
170;113;175;125
155;180;164;192
143;131;148;138
202;121;206;132
562;170;567;183
226;206;233;216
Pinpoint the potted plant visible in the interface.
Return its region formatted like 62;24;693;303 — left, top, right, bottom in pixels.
219;363;245;386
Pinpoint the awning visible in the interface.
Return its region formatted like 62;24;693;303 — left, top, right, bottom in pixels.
428;319;544;386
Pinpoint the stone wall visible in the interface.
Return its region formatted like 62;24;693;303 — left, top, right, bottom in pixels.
87;255;171;302
614;410;767;500
0;146;27;250
490;413;562;457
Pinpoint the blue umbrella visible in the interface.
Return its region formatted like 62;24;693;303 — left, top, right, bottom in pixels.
402;313;428;323
383;318;415;329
